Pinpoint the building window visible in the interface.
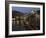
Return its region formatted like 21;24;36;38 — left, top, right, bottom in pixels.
16;21;19;25
12;18;15;25
16;16;19;19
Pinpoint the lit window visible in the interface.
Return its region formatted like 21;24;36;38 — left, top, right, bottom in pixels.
21;20;23;24
16;21;19;24
12;18;15;21
12;18;15;25
16;16;19;18
20;16;23;19
24;17;26;20
26;21;29;25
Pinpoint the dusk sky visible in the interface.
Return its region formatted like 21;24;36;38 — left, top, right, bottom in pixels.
12;7;40;13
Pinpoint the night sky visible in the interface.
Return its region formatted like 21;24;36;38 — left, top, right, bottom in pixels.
12;7;40;13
